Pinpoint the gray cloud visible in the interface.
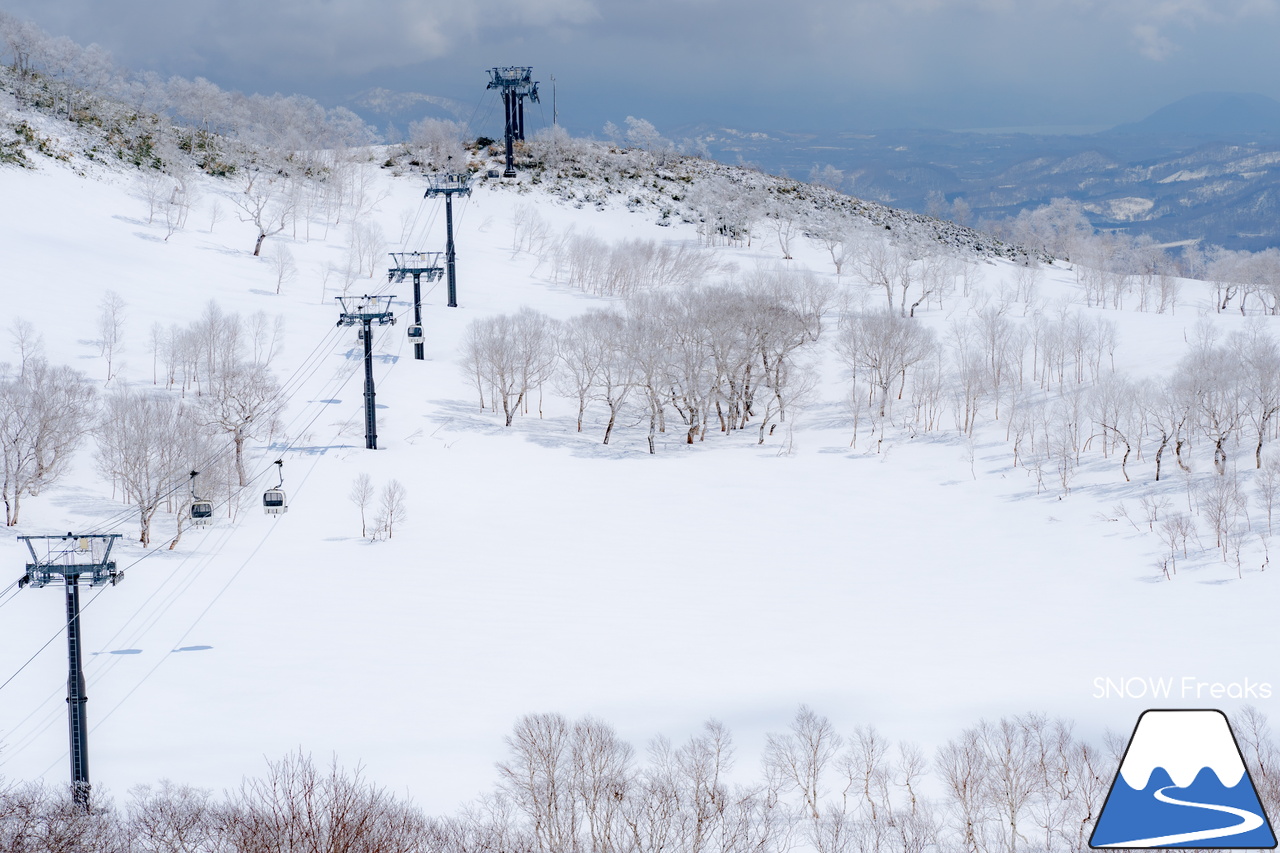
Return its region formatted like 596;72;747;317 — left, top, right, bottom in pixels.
7;0;1280;130
1132;23;1178;61
5;0;599;78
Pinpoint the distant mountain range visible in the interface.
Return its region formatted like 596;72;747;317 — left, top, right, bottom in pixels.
345;88;1280;252
674;92;1280;252
1111;92;1280;136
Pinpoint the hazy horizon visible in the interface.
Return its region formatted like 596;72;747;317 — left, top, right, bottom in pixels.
6;1;1280;140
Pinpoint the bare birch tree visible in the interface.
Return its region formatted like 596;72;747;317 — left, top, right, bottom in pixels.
0;359;97;525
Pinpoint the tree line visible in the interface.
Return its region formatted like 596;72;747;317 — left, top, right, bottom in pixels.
0;12;405;267
990;197;1280;319
4;704;1280;853
461;268;830;451
0;12;375;171
484;201;1280;577
518;117;1280;330
466;234;1280;490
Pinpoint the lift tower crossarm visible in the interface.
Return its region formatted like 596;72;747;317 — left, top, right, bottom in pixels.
16;533;123;810
386;251;444;285
387;253;443;359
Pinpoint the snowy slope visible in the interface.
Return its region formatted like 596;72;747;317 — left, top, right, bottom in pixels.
0;142;1275;817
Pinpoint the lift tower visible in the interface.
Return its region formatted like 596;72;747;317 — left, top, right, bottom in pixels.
387;252;443;358
486;67;539;177
17;534;123;809
425;172;472;308
335;295;396;449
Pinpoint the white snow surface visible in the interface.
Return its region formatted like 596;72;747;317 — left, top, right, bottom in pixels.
0;148;1275;814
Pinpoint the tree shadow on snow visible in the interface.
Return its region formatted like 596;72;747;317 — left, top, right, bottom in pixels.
48;483;139;521
340;348;399;364
267;440;356;455
427;398;701;460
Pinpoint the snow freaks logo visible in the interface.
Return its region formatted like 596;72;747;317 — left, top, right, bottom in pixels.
1090;710;1277;849
1092;676;1272;700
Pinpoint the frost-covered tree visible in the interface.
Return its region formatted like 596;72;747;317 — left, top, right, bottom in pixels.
348;219;386;278
588;313;636;446
740;270;828;440
808;163;844;191
95;389;218;547
809;212;856;278
763;705;841;822
552;312;609;433
179;301;283;397
836;310;937;419
97;290;126;383
552;310;636;442
225;752;428;851
1089;372;1140;482
266;242;297;295
1139;376;1192;480
230;166;294;256
407;117;467;171
763;196;799;260
622;116;674;164
498;713;578;853
525;124;579;169
1231;322;1280;467
1003;197;1092;260
9;317;44;374
1198;469;1248;563
623;305;673;455
687;175;762;247
194;360;283;487
0;12;45;81
349;472;373;539
659;292;719;444
168;75;233;139
161;168;197;241
135;169;170;225
375;478;407;540
848;230;911;314
1178;339;1246;474
0;359;96;525
460;309;556;427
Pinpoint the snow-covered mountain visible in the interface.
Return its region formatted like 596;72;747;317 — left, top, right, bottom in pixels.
1;84;1279;828
684;95;1280;252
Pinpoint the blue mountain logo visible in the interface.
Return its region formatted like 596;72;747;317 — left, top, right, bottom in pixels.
1091;709;1277;848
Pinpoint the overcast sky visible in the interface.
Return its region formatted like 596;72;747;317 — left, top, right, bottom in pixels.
8;0;1280;136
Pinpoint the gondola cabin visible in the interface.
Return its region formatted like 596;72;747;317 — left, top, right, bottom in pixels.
407;324;423;344
357;327;366;342
191;500;214;527
263;488;288;515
